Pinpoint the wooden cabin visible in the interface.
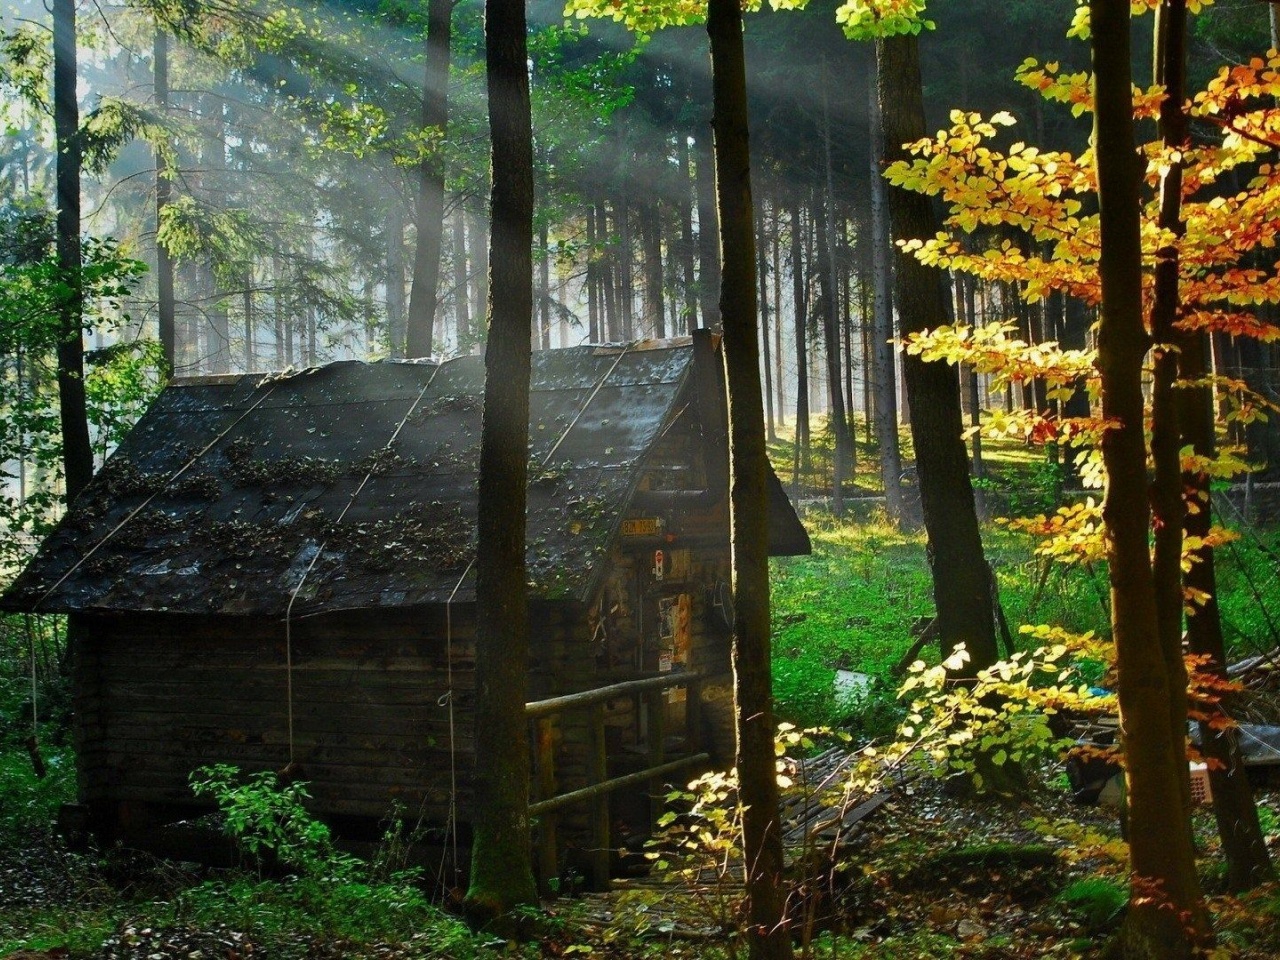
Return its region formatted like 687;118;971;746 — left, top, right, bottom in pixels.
2;332;809;882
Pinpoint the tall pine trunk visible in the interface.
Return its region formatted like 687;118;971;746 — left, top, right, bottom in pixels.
464;0;536;921
791;199;810;488
453;208;470;350
387;199;407;358
154;27;176;374
757;201;776;441
54;0;92;503
868;66;902;522
406;0;453;358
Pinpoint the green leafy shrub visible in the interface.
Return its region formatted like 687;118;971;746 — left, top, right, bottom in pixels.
181;764;461;948
190;764;355;877
0;744;74;846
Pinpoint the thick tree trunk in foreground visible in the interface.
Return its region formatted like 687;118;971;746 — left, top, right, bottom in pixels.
54;0;92;503
706;3;792;958
464;0;536;923
406;0;454;358
1091;3;1210;955
876;34;995;675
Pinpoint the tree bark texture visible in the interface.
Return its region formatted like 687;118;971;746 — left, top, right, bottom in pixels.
406;0;453;358
876;34;995;675
54;0;92;503
1091;3;1210;954
706;4;792;958
464;0;537;922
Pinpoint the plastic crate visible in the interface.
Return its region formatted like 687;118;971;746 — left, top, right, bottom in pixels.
1190;762;1213;805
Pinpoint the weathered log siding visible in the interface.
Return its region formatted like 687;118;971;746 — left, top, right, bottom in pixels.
76;608;482;820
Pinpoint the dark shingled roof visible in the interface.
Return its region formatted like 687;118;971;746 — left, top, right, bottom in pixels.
3;338;809;617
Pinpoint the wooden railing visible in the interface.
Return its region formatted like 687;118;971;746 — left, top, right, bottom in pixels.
526;671;710;890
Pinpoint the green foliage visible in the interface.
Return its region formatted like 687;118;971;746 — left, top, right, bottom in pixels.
189;764;355;877
895;643;1094;795
179;764;467;947
0;744;74;847
1057;876;1128;933
0;227;158;572
836;0;935;39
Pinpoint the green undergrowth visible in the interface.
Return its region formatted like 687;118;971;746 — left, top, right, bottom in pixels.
768;514;1113;735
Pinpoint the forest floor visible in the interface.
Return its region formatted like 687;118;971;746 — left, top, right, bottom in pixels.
2;770;1279;959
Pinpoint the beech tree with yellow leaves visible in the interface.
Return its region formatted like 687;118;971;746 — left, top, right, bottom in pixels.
881;0;1280;953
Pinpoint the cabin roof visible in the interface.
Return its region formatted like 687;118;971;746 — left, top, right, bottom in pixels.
3;337;809;617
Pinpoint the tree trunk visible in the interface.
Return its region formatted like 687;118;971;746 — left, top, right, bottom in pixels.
243;270;254;371
772;219;785;426
406;0;453;358
1092;2;1210;954
453;207;470;350
586;202;600;342
706;2;792;957
695;127;722;330
791;198;810;488
54;0;92;503
1158;0;1273;894
1149;0;1194;835
868;66;903;523
469;207;488;349
617;195;634;340
387;199;407;358
816;187;850;516
539;221;551;350
679;134;698;332
154;27;176;374
203;96;230;375
642;199;665;338
877;34;995;674
464;0;537;923
757;201;776;441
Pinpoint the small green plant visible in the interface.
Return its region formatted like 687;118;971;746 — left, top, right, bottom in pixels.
1058;876;1128;933
190;764;355;877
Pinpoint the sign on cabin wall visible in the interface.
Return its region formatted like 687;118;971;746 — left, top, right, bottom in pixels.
621;517;661;537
